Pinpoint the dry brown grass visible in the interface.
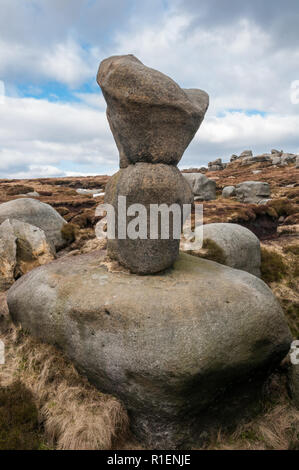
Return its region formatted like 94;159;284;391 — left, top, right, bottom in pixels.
0;295;129;450
205;371;299;450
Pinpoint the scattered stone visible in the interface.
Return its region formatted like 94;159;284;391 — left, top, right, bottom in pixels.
195;223;261;277
8;219;55;277
208;158;225;171
105;163;193;274
20;191;40;197
7;251;292;448
289;357;299;409
0;198;67;250
271;156;281;165
0;220;17;291
76;188;103;195
281;153;296;165
230;154;239;162
236;181;270;204
240;150;253;158
97;54;209;167
271;149;282;155
241;154;271;165
252;170;262;174
183;173;216;201
222;186;236;198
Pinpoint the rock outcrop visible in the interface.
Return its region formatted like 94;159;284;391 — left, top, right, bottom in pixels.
7;251;292;448
236;181;270;204
0;198;66;250
183;173;216;201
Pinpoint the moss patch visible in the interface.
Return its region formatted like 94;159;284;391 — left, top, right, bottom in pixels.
0;381;41;450
61;223;77;243
190;239;227;265
260;248;287;283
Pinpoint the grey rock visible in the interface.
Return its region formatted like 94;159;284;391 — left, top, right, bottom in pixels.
183;173;216;201
199;223;261;277
97;55;209;167
222;186;236;198
0;198;66;250
240;150;253;158
105;163;193;274
20;191;40;197
241;155;271;165
236;181;271;204
9;219;55;277
289;359;299;409
271;149;282;156
271;156;281;165
0;220;17;291
296;156;299;168
281;153;296;165
7;251;292;448
230;154;239;162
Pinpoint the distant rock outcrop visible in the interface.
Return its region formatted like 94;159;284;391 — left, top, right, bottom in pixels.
236;181;271;204
183;173;216;201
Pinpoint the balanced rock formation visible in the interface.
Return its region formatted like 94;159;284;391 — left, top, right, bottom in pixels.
0;198;66;250
236;181;270;204
7;251;292;448
183;173;216;201
98;55;209;273
97;54;209;168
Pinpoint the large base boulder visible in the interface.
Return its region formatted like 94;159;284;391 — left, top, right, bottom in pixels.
0;220;16;291
7;251;291;448
0;198;66;250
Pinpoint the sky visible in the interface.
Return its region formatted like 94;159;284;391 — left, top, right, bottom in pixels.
0;0;299;179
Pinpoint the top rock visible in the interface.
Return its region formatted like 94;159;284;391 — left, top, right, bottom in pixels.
97;55;209;167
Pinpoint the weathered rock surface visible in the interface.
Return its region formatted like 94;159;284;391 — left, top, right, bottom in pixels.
7;251;292;448
289;361;299;409
0;198;66;250
281;153;296;165
200;223;261;277
9;219;55;277
222;186;236;198
296;156;299;168
240;150;253;158
105;163;193;274
97;54;209;167
0;220;16;291
0;218;55;289
183;173;216;201
236;181;270;204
